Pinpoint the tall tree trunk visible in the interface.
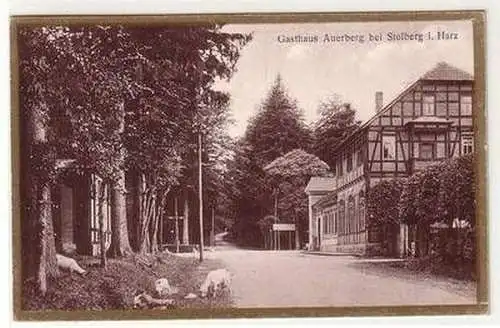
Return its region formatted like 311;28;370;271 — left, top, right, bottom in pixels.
182;192;190;244
25;100;59;295
139;187;154;254
98;184;107;268
37;183;59;294
108;170;132;257
108;102;132;258
150;193;159;254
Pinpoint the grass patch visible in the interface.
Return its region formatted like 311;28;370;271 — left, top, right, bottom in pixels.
22;252;232;311
349;259;476;298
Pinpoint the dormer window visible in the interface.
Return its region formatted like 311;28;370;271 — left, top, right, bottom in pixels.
423;95;435;116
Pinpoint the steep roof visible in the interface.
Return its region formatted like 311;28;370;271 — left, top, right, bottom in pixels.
330;62;473;154
305;177;336;194
311;190;337;209
421;62;473;81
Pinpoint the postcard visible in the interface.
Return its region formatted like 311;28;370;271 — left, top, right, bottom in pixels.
10;10;487;321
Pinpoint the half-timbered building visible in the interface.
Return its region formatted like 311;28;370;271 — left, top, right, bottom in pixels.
305;62;474;256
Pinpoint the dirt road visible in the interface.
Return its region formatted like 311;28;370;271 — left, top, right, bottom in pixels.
211;244;476;308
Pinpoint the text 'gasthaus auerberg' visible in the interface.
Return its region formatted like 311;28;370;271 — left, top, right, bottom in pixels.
276;30;460;44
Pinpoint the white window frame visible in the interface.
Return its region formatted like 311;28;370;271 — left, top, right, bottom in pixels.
382;135;396;159
461;95;472;116
423;95;435;116
461;133;474;155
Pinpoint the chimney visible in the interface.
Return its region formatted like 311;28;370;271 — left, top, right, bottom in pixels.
375;91;383;113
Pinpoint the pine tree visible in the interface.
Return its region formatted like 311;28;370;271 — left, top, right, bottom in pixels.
229;75;312;246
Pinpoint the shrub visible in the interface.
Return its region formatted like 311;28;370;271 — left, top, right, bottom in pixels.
399;172;422;225
367;179;404;227
436;154;475;227
371;155;475;272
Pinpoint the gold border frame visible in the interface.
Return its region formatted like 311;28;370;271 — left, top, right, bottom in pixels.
10;10;488;321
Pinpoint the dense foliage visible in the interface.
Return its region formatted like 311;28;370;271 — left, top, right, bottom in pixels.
398;154;475;228
312;95;361;168
367;154;475;269
366;179;405;227
18;24;251;293
228;76;313;247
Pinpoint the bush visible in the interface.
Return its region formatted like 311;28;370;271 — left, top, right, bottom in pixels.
436;154;475;227
367;179;404;227
372;155;475;274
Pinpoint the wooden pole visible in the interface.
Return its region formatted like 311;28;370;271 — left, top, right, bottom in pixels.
99;182;107;268
269;229;272;250
175;197;180;253
159;201;163;250
295;216;300;250
278;231;281;251
182;194;189;245
211;206;215;247
198;132;204;262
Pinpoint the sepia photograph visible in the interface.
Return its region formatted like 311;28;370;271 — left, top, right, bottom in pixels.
10;10;487;321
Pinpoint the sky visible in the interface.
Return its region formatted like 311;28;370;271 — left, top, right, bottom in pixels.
214;20;474;138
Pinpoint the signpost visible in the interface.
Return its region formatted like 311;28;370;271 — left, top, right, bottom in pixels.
272;223;296;231
272;223;296;251
166;197;184;253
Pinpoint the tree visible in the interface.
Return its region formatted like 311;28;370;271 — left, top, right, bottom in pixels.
313;95;361;168
437;154;475;227
228;76;313;247
263;149;330;248
367;179;405;227
18;24;251;290
366;179;405;255
32;25;143;259
245;75;313;166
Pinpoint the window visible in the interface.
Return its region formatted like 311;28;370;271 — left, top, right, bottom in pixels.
423;95;435;116
331;160;337;176
462;133;474;155
383;135;396;159
348;196;355;235
338;200;345;234
338;158;343;176
333;210;338;234
449;103;459;116
448;92;459;102
324;215;328;234
347;153;353;172
358;192;365;232
357;149;363;167
419;143;434;159
461;95;472;115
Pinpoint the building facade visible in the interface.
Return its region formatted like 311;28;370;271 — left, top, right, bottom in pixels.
305;62;474;256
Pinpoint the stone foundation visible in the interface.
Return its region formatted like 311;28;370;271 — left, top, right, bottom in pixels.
320;242;385;256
